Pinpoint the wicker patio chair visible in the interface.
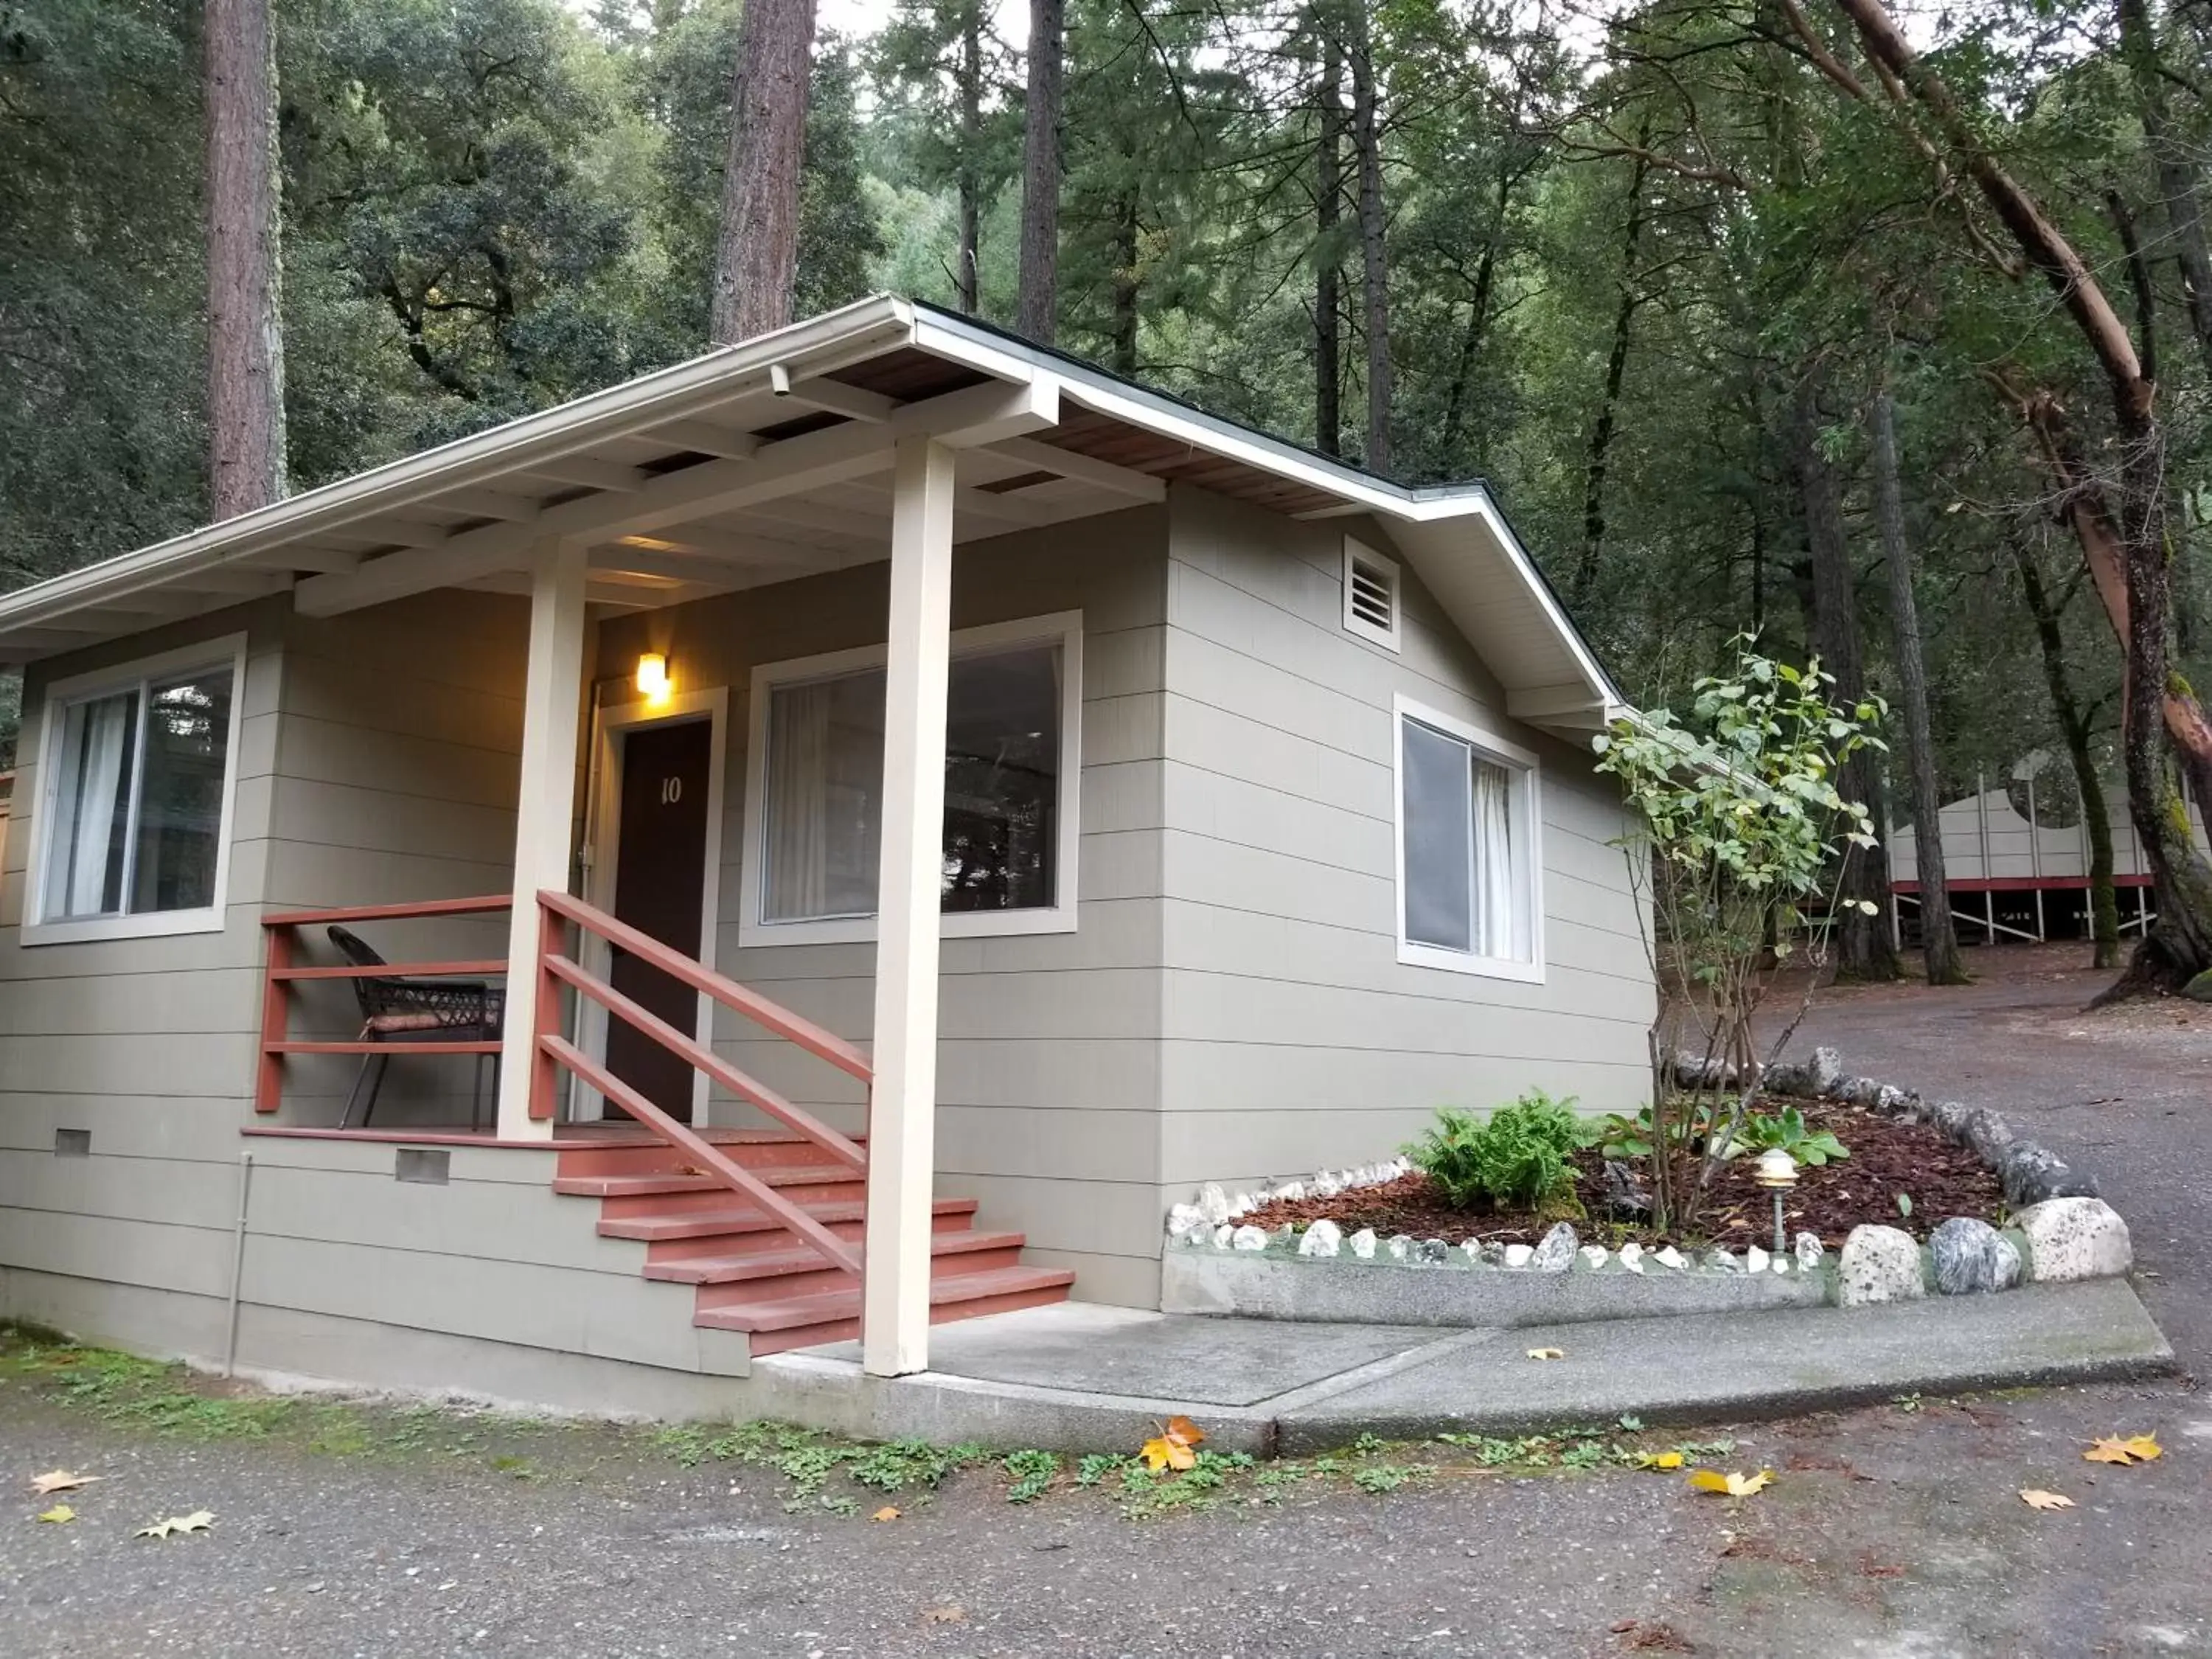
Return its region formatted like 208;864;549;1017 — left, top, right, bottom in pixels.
328;925;505;1132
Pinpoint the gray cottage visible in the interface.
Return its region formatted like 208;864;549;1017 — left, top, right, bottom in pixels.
0;297;1651;1413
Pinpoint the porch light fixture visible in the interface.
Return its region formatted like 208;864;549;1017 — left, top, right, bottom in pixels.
635;652;672;703
1753;1147;1798;1256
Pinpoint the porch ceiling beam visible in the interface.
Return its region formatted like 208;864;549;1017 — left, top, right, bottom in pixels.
591;538;821;581
294;376;1057;619
639;419;764;459
987;437;1166;502
731;496;888;541
312;522;451;552
406;486;544;523
518;456;647;493
771;368;895;423
255;546;364;574
167;567;297;597
1291;502;1372;521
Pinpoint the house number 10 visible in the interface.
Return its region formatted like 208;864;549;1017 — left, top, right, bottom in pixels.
660;776;683;805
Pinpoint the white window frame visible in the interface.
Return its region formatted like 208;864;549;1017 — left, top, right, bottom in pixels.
22;633;250;947
1342;536;1402;652
1391;693;1545;984
738;611;1084;947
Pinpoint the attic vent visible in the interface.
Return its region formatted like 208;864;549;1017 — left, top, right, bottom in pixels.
1343;538;1402;650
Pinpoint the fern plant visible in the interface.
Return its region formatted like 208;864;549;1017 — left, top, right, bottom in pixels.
1405;1093;1585;1211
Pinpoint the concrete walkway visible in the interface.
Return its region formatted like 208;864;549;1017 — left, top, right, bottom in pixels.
748;1276;2173;1453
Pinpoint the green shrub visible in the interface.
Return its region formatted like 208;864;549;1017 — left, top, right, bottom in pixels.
1405;1091;1586;1211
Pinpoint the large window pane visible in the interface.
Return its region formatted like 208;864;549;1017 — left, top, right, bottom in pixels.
43;690;139;920
131;668;235;914
943;643;1060;913
759;639;1064;925
762;668;886;922
1402;718;1473;953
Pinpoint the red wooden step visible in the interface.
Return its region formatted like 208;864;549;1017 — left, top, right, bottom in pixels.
645;1228;1026;1286
695;1264;1079;1356
557;1165;865;1217
554;1130;863;1180
598;1194;977;1244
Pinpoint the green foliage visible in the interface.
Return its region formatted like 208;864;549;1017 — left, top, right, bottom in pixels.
1731;1106;1850;1167
1001;1448;1060;1502
1595;1099;1849;1167
1405;1091;1585;1211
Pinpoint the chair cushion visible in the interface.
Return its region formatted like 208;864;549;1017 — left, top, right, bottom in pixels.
364;1011;448;1034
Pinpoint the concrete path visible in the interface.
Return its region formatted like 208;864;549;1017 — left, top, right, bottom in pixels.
754;1279;2172;1454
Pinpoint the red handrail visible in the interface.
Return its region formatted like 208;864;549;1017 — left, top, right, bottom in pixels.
531;889;872;1278
257;895;512;1113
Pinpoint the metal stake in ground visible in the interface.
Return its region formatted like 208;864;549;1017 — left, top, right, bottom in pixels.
1754;1147;1797;1257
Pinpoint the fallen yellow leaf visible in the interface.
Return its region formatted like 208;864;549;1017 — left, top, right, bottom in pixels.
1526;1347;1565;1361
870;1506;900;1523
1163;1415;1206;1449
2084;1433;2163;1466
134;1510;215;1540
29;1471;98;1496
1635;1451;1685;1471
1138;1415;1205;1472
1687;1469;1773;1498
2020;1489;2076;1511
922;1605;966;1624
36;1504;75;1524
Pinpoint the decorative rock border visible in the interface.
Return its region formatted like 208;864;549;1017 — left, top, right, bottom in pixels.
1159;1047;2135;1325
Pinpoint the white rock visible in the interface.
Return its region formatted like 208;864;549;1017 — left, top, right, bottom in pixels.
1312;1173;1344;1199
1705;1248;1739;1273
1211;1225;1234;1249
2014;1197;2132;1282
1461;1239;1485;1264
1795;1232;1825;1271
1349;1228;1378;1259
1770;1254;1790;1274
1652;1245;1686;1271
1231;1193;1258;1219
1386;1234;1414;1262
1231;1225;1270;1252
1273;1180;1306;1203
1579;1245;1610;1270
1197;1183;1232;1226
1836;1223;1927;1307
1165;1203;1206;1239
1504;1243;1534;1269
1618;1241;1646;1274
1745;1245;1770;1275
1298;1219;1343;1259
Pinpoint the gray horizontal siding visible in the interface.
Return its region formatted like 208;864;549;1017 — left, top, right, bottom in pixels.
1157;484;1652;1211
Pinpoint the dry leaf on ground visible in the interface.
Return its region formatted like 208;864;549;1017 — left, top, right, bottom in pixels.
1526;1347;1565;1361
1635;1451;1685;1471
36;1504;75;1524
2084;1433;2163;1466
870;1506;900;1523
134;1511;215;1540
29;1471;98;1496
921;1605;967;1624
1138;1414;1206;1472
1688;1469;1773;1498
2020;1489;2076;1511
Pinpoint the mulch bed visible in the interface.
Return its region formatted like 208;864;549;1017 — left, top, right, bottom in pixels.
1241;1099;2004;1251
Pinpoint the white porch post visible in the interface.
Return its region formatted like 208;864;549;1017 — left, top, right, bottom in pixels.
495;540;590;1141
862;436;957;1377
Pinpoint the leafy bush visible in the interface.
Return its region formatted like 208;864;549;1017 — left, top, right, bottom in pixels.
1731;1106;1850;1166
1405;1092;1585;1211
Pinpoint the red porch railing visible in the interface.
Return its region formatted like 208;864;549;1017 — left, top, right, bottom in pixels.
531;888;871;1277
257;895;512;1114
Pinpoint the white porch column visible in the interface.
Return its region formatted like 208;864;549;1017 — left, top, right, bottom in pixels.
495;540;590;1141
862;436;957;1377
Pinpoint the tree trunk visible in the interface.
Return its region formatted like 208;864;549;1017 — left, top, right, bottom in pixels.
1794;370;1902;981
1348;6;1390;474
1572;145;1650;612
956;0;982;316
1017;0;1064;344
2118;0;2212;370
1830;0;2212;986
1314;29;1343;456
205;0;286;519
1871;388;1966;984
1108;184;1139;377
2012;535;2123;969
1439;132;1517;465
710;0;815;344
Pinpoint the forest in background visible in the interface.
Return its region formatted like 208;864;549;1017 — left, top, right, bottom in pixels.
7;0;2212;984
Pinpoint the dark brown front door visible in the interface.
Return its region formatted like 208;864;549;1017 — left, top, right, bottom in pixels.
604;717;713;1121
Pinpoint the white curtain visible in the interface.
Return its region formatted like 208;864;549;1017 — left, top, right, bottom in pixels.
764;682;833;921
1471;757;1516;959
46;692;135;919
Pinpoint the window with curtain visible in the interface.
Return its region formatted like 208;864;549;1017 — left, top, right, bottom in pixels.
1397;703;1538;974
759;639;1064;925
39;658;238;925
